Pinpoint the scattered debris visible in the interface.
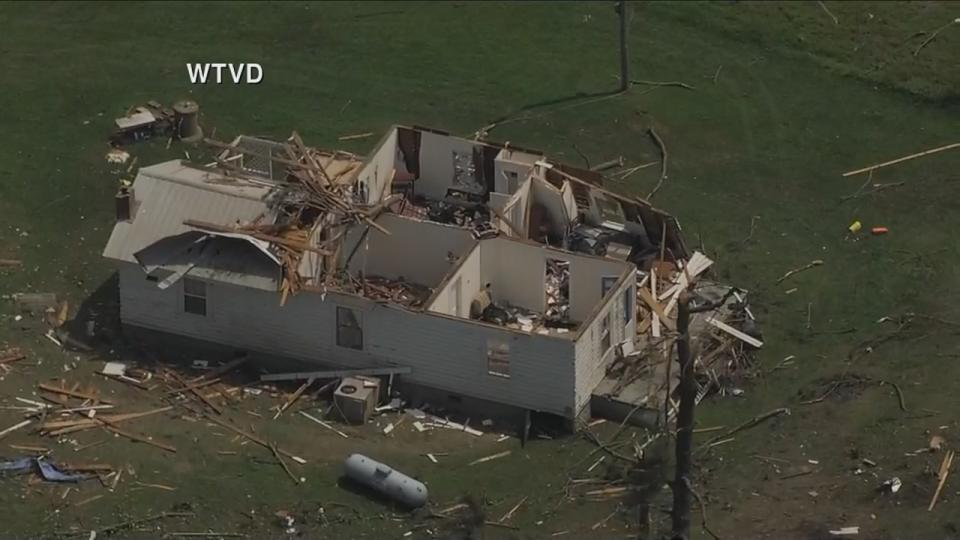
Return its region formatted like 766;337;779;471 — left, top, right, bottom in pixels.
842;142;960;177
469;450;510;466
878;476;901;494
776;259;824;284
930;435;946;452
928;449;954;511
829;526;860;536
343;454;427;508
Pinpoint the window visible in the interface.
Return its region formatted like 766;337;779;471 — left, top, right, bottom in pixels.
601;276;618;298
487;341;511;378
600;312;611;353
183;278;207;316
336;306;363;350
623;286;633;325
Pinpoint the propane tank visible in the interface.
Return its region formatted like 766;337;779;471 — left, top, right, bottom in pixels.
343;453;428;508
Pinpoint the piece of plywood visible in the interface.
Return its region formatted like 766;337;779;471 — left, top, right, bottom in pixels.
636;288;675;331
706;317;763;348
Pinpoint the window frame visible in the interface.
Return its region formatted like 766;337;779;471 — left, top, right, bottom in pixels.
182;277;207;316
336;306;364;351
600;312;611;353
487;340;511;379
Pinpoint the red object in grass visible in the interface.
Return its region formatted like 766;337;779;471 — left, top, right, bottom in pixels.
871;227;889;235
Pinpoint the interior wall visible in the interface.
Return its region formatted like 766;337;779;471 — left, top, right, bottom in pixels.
418;131;481;199
356;128;399;205
568;252;631;322
344;215;475;286
427;244;481;317
480;238;547;313
530;177;571;238
494;157;536;194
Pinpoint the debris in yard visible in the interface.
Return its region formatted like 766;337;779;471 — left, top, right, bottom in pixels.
101;362;127;377
842;142;960;177
299;410;349;439
0;419;33;440
425;453;438;463
468;450;510;466
13;292;58;313
829;526;860;536
338;132;374;141
105;148;130;164
776;259;824;284
928;449;954;511
205;414;306;463
498;495;527;523
0;259;21;267
878;477;901;494
0;348;26;365
343;454;428;508
930;435;946;452
848;220;862;233
870;226;888;235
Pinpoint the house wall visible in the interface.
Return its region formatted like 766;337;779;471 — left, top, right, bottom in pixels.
356;128;399;205
568;253;629;322
573;271;636;413
118;260;576;416
427;244;481;317
480;238;548;313
494;150;539;194
418;131;481;199
530;177;571;238
343;215;475;287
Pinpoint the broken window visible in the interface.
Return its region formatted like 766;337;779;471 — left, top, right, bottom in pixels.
336;306;363;350
623;286;633;325
183;278;207;316
545;259;570;321
452;151;482;193
600;312;611;353
487;341;510;378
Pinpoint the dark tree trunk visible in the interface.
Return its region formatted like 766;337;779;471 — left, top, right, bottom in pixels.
671;292;694;539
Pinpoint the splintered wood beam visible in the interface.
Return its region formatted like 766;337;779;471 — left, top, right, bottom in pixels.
182;220;332;255
38;384;113;404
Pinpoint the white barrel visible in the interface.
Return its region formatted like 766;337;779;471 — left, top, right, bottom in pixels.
343;453;428;508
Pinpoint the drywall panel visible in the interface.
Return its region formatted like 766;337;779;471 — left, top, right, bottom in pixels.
480;238;549;313
346;215;475;287
530;177;571;238
427;244;481;317
560;181;578;222
568;254;631;322
356;128;398;205
418;131;481;199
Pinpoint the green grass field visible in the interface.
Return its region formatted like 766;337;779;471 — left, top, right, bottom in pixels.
1;2;959;538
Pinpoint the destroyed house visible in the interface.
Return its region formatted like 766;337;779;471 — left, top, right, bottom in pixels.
102;129;692;424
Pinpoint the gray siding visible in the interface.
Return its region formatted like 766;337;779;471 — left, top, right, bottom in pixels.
118;261;576;417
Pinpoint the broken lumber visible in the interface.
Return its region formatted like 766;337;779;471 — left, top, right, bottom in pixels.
299;410;349;438
274;378;313;419
700;408;790;451
204;414;306;463
270;442;301;485
338;132;374;141
842;142;960;177
168;371;222;415
705;317;763;348
188;356;248;384
498;496;527;523
0;419;32;440
469;450;510;466
38;384;113;404
776;259;823;284
637;287;676;331
0;259;22;267
928;449;954;511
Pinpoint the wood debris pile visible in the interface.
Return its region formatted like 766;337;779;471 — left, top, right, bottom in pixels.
629;250;763;400
336;275;434;308
200;133;399;305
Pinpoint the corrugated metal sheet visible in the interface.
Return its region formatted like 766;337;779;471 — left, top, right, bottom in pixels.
103;160;273;264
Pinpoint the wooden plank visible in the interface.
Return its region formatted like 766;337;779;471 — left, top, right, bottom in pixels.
168;371;222;415
274;379;313;419
843;142;960;177
929;450;954;511
299;411;349;439
204;414;306;464
99;421;177;453
260;366;411;382
183;220;332;255
636;288;676;331
41;407;172;431
38;384;113;404
706;317;763;348
0;419;32;440
650;268;661;338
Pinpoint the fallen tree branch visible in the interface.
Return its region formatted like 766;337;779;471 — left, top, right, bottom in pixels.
631;79;696;91
645;127;669;200
914;19;959;57
817;1;838;25
684;476;721;540
581;429;639;464
699;408;790;452
775;260;824;284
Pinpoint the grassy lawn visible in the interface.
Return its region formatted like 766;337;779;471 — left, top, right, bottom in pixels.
1;1;959;538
